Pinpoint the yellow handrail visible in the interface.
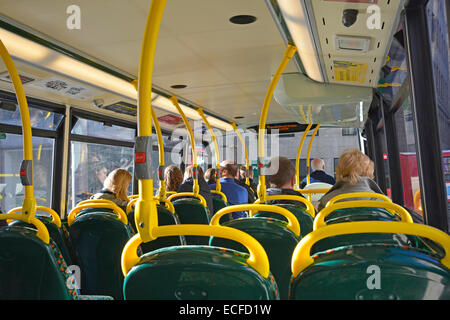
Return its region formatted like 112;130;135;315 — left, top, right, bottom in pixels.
325;192;392;207
296;188;330;195
0;39;36;219
231;122;250;186
196;108;225;200
0;213;49;244
257;44;297;203
126;197;175;215
67;202;128;226
170;96;200;197
295;123;312;189
291;221;450;277
7;206;61;228
305;124;320;198
210;204;301;237
314;200;414;230
210;190;228;203
121;224;270;278
254;195;315;218
167;192;207;208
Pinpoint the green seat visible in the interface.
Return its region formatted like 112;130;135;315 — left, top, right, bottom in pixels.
254;203;314;238
172;198;210;245
290;244;450;300
312;207;415;254
128;205;186;253
68;211;133;299
211;196;232;224
9;216;74;266
123;245;279;300
210;217;301;300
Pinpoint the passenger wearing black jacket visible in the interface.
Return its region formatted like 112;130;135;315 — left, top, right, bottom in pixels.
177;165;214;215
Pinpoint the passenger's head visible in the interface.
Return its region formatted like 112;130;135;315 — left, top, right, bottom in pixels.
164;165;183;192
335;149;374;185
267;156;296;189
103;168;132;201
220;160;238;179
95;163;108;184
205;168;216;184
184;165;204;180
311;158;325;171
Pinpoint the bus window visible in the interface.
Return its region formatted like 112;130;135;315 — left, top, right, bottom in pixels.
67;117;135;211
0;133;54;211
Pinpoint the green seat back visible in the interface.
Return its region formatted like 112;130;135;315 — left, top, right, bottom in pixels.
210;218;301;300
211;197;232;223
123;246;279;300
172;199;210;245
312;207;415;254
68;212;133;299
290;244;450;300
0;226;78;300
128;205;186;253
9;216;74;266
254;203;314;238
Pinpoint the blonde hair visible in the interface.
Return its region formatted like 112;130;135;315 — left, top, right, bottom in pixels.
335;149;374;186
164;165;183;192
103;168;132;201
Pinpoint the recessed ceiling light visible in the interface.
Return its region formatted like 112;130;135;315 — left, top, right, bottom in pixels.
234;116;244;119
170;84;187;89
229;15;257;25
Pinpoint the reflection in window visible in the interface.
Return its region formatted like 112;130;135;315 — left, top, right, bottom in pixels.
67;141;134;211
0;133;54;211
0;104;63;130
72;117;136;142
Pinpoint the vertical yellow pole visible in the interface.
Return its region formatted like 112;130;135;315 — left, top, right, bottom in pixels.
306;124;320;200
170;96;199;196
231;123;250;186
295;123;312;189
0;39;36;219
257;44;297;202
134;0;166;242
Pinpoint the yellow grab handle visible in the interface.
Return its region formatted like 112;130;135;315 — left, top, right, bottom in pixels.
167;192;207;208
210;190;228;203
325;192;392;207
7;206;61;228
128;195;139;200
126;197;175;215
121;224;270;278
296;188;331;195
291;221;450;277
254;195;315;218
314;200;413;230
76;199;118;207
211;204;300;237
231;122;250;186
67;203;128;226
295;123;312;188
0;213;49;244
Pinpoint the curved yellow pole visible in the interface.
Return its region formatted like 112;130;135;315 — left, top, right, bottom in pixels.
196;108;221;192
305;124;320;201
257;44;297;203
231;122;250;186
170;96;199;196
295;123;312;189
0;39;36;218
134;0;166;242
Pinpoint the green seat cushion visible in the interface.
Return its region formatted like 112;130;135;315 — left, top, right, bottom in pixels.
173;199;210;245
123;245;279;300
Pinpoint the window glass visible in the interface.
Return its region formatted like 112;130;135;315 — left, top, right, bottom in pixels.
0;133;54;212
0;104;63;130
395;96;423;218
426;0;450;222
72;117;135;142
67;141;134;211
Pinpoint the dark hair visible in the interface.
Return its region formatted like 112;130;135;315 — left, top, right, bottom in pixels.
164;165;183;192
221;162;237;177
267;156;296;188
205;168;216;183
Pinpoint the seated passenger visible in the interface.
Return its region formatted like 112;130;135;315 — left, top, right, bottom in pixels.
164;165;183;192
266;156;306;208
317;149;385;212
91;168;132;212
300;158;336;189
210;160;248;219
204;168;217;185
239;167;258;196
177;165;214;215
